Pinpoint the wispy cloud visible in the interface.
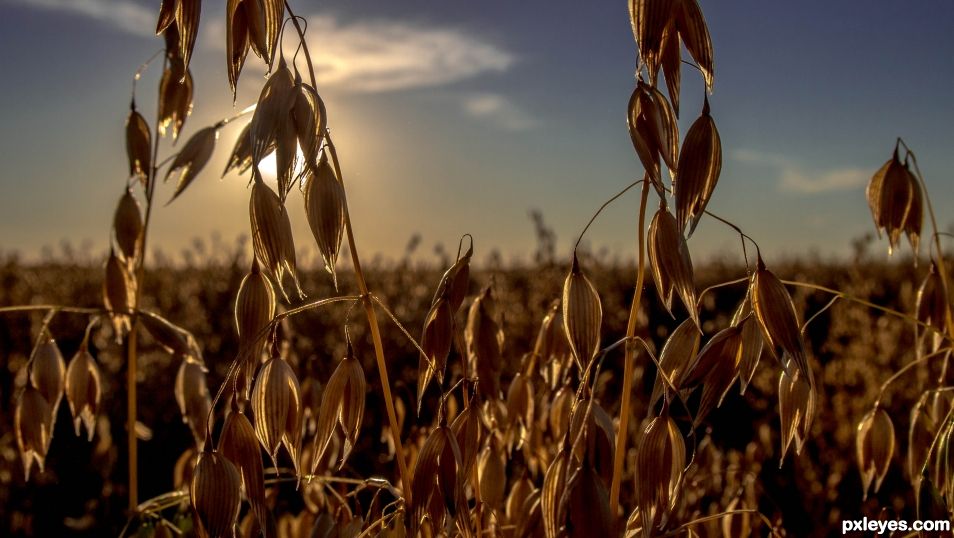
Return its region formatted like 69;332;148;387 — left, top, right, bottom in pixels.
733;148;867;194
461;93;536;131
10;0;153;36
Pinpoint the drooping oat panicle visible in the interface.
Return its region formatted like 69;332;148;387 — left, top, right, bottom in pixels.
650;318;700;408
674;0;714;90
867;149;923;254
191;449;243;538
409;426;467;537
312;349;366;471
218;407;270;537
175;358;212;449
751;258;808;377
856;407;895;499
635;408;685;536
251;354;303;474
417;297;453;411
31;335;66;418
165;127;218;203
562;254;602;372
674;97;721;236
64;341;102;441
303;158;345;288
778;369;816;463
113;188;143;262
648;205;698;325
15;384;53;481
234;259;275;398
125;108;151;184
466;286;504;399
158;55;194;140
103;248;135;338
250;177;303;299
680;325;743;426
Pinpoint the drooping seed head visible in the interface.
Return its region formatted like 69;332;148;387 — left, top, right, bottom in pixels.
30;335;66;418
856;407;895;499
103;248;135;339
175;358;212;449
303;158;345;288
751;258;808;377
218;408;268;535
409;426;466;537
465;286;504;400
157;56;193;140
679;325;743;426
778;368;816;463
648;205;698;325
867;148;923;255
562;254;602;373
417;297;453;411
251;355;303;475
190;449;243;538
650;318;700;408
15;384;53;481
125;109;151;184
65;343;102;441
674;98;721;236
635;408;685;535
250;178;303;300
165;127;218;203
234;259;275;397
312;349;365;471
113;188;143;262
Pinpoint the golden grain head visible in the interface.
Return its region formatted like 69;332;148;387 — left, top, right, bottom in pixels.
313;350;365;472
506;473;536;524
113;188;143;262
674;98;721;236
450;402;482;481
634;408;685;535
30;335;66;418
417;297;453;410
125;109;151;184
223;121;259;178
249;62;296;168
659;24;681;116
303;158;345;288
541;445;573;538
175;358;212;449
867;149;923;255
465;286;504;400
165;126;218;203
562;254;602;372
433;240;474;313
15;384;53;481
679;325;742;427
648;205;698;325
856;407;895;499
218;408;268;534
158;56;194;140
251;355;303;474
172;0;200;72
103;248;135;326
155;0;176;35
410;426;465;536
735;313;764;395
650;318;700;409
673;0;714;89
629;0;673;79
234;259;275;398
292;82;327;166
191;449;243;538
751;259;808;377
250;178;303;300
478;442;507;510
64;343;102;441
778;369;816;463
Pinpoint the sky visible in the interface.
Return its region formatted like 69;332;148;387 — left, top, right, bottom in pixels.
1;0;953;266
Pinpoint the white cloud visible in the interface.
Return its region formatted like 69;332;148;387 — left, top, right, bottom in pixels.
11;0;154;36
732;148;867;194
461;93;536;131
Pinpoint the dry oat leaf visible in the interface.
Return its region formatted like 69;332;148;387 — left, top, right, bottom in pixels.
418;298;453;411
251;355;303;474
867;149;922;254
679;326;742;426
114;188;143;262
856;407;895;499
175;358;212;449
778;369;816;463
250;177;304;300
165;126;218;203
141;310;201;358
541;445;573;538
650;318;700;408
674;97;721;236
64;341;101;441
648;205;698;325
634;408;685;535
31;335;66;418
174;0;201;72
466;286;504;399
234;259;275;398
303;158;345;288
158;57;194;140
126;109;151;184
629;0;673;77
191;448;243;538
312;350;366;471
751;258;808;377
249;62;296;169
226;0;251;99
219;407;271;538
674;0;714;90
562;254;602;372
564;461;612;538
16;384;53;481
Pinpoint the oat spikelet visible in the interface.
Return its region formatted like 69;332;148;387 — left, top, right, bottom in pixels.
856;407;895;499
226;0;251;99
466;286;504;400
65;340;102;441
31;335;66;418
867;148;923;254
165;127;218;203
126;108;151;184
251;355;303;475
303;158;345;288
312;348;366;471
629;0;673;78
103;248;135;338
409;426;467;537
176;358;212;449
141;310;200;358
218;407;270;537
234;259;275;397
674;0;714;90
635;408;685;535
674;97;721;236
173;0;201;72
249;62;295;174
751;257;808;377
562;254;602;372
417;297;453;411
679;326;743;426
542;444;573;538
158;56;194;140
191;449;243;538
113;188;143;262
15;384;53;481
223;122;258;177
650;318;700;408
250;177;303;299
627;82;678;188
648;205;698;325
778;368;816;464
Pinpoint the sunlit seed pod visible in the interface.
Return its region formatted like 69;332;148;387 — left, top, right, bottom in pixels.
303;158;345;288
249;61;296;168
417;298;453;411
251;355;303;474
541;445;573;538
856;407;895;499
140;310;201;358
191;449;243;538
673;0;714;89
409;426;465;537
648;205;698;325
218;408;269;536
627;85;668;188
533;300;570;370
15;384;53;481
506;373;535;436
249;178;303;300
64;343;102;441
226;0;251;99
113;188;143;262
125;109;151;184
643;83;679;171
243;0;268;61
165;126;218;203
222;122;264;178
778;368;816;463
312;350;365;471
562;254;602;372
258;0;284;65
292;82;327;166
565;462;612;538
171;0;200;72
679;326;743;426
158;57;194;140
432;240;473;314
103;248;135;338
751;258;808;377
659;24;681;117
650;318;700;408
867;149;922;255
30;335;66;418
634;408;685;535
629;0;673;79
674;97;721;236
175;358;212;449
465;286;504;400
234;259;275;398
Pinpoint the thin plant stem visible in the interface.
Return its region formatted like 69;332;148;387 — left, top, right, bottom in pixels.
874;347;952;407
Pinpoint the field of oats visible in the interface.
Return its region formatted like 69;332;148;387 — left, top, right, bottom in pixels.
2;1;953;537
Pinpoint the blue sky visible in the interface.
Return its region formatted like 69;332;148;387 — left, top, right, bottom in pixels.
1;0;953;264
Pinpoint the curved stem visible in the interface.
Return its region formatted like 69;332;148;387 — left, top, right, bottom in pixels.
874;347;952;407
696;276;749;310
609;177;649;518
0;305;105;316
574;178;644;252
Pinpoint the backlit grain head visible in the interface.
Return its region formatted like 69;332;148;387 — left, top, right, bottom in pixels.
251;354;303;474
680;325;743;426
303;158;345;288
635;408;685;536
867;148;922;254
191;449;243;538
249;62;296;183
175;358;212;449
158;56;194;140
64;341;102;441
15;384;53;481
312;348;366;472
562;254;602;372
218;407;268;535
409;425;466;537
648;205;698;325
650;318;700;408
103;248;135;338
751;258;808;377
30;335;66;418
125;108;151;184
222;122;260;177
627;82;678;188
113;187;143;262
165;126;218;203
234;259;275;397
778;368;816;463
250;178;303;300
856;407;895;499
674;97;721;236
465;286;504;400
417;297;453;411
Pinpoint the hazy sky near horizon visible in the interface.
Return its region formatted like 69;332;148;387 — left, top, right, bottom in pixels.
1;0;953;265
